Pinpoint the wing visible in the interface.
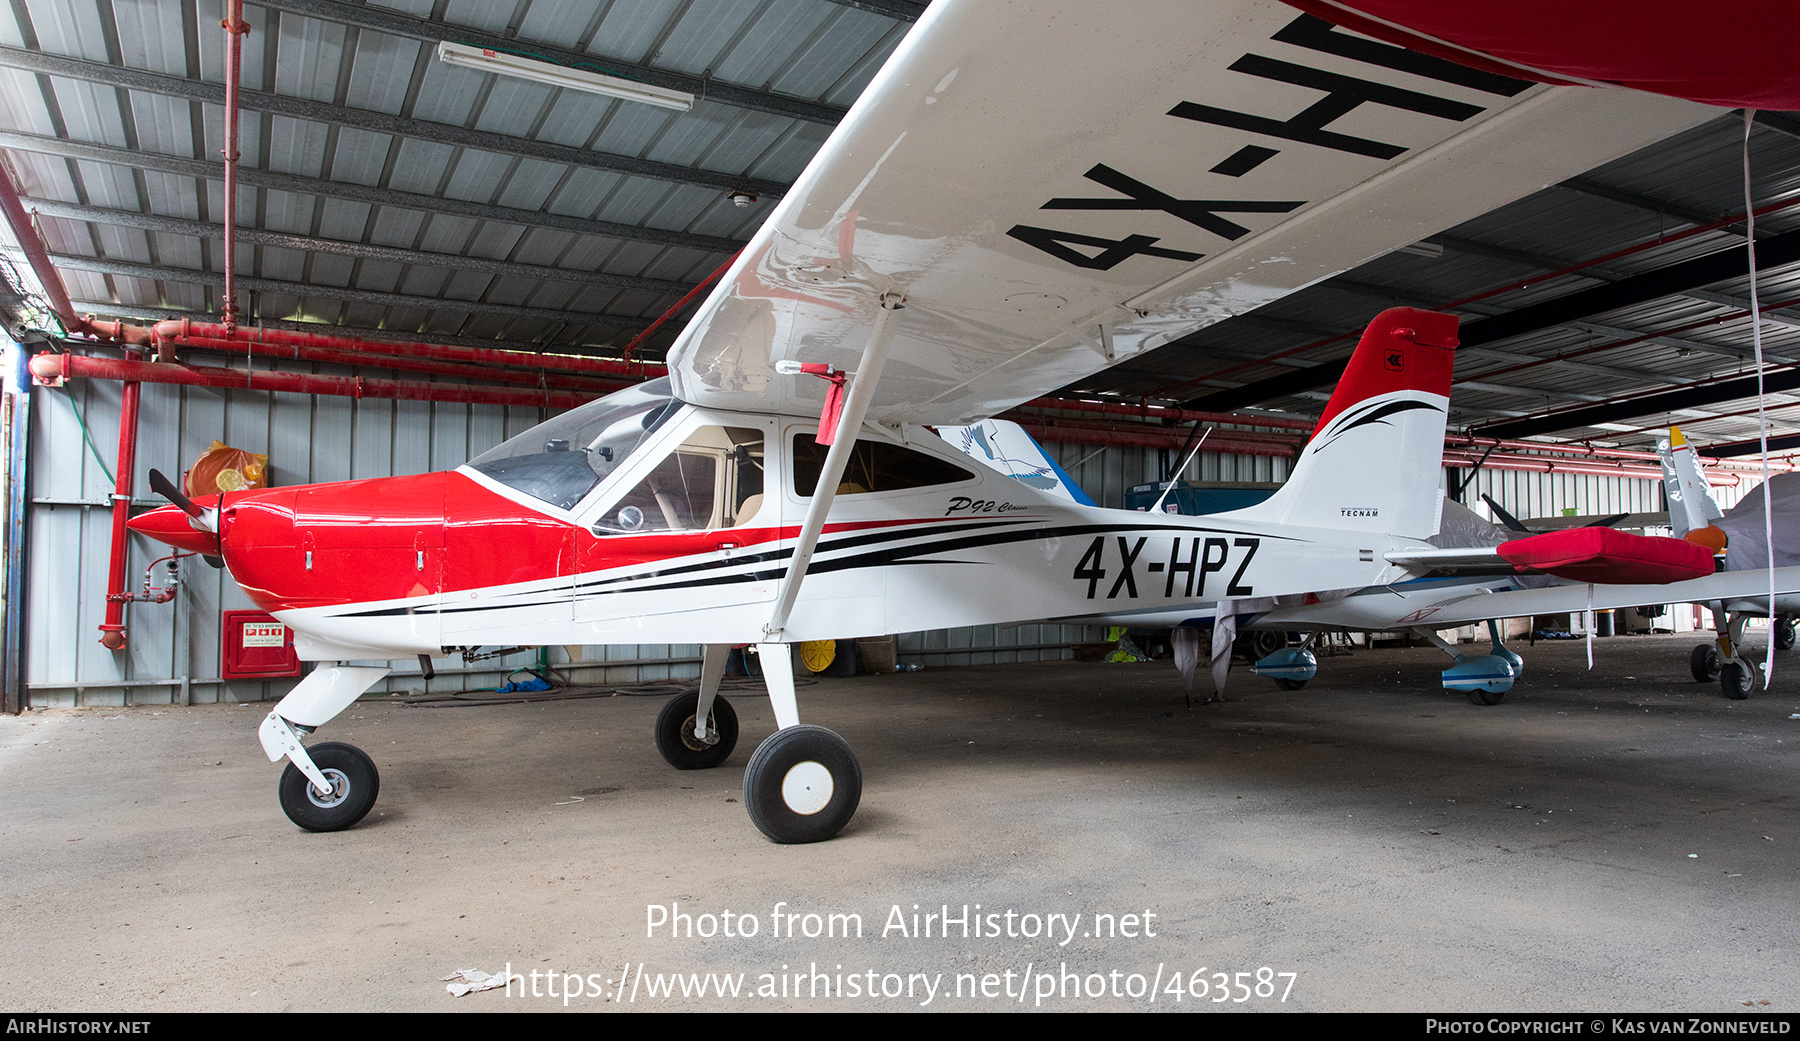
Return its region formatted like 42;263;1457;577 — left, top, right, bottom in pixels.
665;0;1717;427
1255;566;1800;631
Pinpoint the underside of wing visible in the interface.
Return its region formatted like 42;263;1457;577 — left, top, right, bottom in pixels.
665;0;1718;427
1259;566;1800;631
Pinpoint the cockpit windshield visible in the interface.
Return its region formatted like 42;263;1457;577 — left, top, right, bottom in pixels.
465;378;683;509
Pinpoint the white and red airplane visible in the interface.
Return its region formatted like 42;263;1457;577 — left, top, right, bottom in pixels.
1658;427;1800;693
121;0;1767;842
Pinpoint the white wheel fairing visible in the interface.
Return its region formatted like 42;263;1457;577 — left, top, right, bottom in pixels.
781;761;834;815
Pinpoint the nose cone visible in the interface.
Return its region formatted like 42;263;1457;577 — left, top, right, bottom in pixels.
127;502;220;555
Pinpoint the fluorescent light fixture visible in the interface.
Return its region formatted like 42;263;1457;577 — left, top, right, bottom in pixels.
435;41;694;111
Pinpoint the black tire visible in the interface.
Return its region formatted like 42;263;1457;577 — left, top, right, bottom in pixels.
1467;687;1506;706
654;691;739;770
278;742;379;832
1722;661;1758;700
1777;620;1796;651
743;725;861;844
1273;678;1308;691
1247;630;1288;660
1690;644;1722;682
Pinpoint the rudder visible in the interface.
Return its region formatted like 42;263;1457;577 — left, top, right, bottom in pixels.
1226;307;1458;539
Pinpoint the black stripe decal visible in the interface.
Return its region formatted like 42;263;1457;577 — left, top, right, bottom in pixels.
336;519;1304;618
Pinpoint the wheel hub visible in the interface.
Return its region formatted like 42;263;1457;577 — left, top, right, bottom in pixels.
680;715;719;751
780;761;833;815
306;767;350;809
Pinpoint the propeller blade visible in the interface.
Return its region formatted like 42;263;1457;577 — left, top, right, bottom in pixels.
148;468;202;518
1583;513;1631;529
147;467;223;560
1480;494;1533;533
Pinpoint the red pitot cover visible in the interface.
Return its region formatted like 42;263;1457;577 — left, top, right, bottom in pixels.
1496;528;1715;584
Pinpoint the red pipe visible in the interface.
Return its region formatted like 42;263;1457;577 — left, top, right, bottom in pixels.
97;364;141;649
1018;418;1777;484
618;251;739;362
219;0;249;331
172;335;624;392
1011;397;1313;431
1014;418;1301;456
1439;449;1766;485
31;352;605;409
151;320;663;380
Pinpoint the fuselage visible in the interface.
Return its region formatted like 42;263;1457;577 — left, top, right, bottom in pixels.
131;382;1412;662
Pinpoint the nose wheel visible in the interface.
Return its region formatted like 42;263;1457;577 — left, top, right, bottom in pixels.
277;741;379;832
742;725;861;844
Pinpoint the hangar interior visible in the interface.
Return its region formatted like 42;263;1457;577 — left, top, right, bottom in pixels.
1;0;1798;712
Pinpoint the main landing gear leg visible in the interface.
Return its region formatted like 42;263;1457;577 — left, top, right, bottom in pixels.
259;664;390;831
654;644;739;769
741;642;861;844
1711;606;1760;700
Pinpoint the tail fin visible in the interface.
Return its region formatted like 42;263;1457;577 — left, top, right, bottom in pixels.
1226;307;1457;539
1659;425;1722;537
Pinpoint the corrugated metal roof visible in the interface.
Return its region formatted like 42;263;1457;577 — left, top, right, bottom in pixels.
2;0;1800;458
0;0;913;355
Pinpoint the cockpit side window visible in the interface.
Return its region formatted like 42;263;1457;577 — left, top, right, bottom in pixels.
791;433;974;497
593;426;765;534
465;379;680;510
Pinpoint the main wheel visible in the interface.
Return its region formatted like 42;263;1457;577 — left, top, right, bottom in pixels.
278;742;379;832
1690;644;1722;682
1721;660;1759;700
655;691;739;770
742;725;861;844
1273;678;1308;691
1467;687;1506;706
1777;619;1796;651
1247;630;1288;659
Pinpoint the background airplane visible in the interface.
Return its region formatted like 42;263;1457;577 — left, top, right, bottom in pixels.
1661;427;1800;694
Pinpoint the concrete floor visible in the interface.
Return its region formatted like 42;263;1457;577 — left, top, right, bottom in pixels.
3;632;1796;1013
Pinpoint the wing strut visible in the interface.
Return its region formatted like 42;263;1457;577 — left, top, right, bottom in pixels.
764;293;905;639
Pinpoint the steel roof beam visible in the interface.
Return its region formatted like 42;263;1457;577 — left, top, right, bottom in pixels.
25;198;696;297
66;299;640;361
0;130;746;257
1566;318;1799;365
821;0;929;20
260;0;850;125
0;45;791;199
1476;369;1800;440
1701;432;1800;457
32;252;642;332
1431;233;1624;279
1180;226;1800;413
1684;288;1800;330
1559;176;1746;233
1214;309;1682;385
1753;111;1800;142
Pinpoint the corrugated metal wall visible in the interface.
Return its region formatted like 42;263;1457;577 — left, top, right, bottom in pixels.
20;368;1759;705
26;364;560;706
1457;466;1663;522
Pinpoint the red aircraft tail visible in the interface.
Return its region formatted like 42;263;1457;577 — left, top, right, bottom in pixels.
1310;306;1459;437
